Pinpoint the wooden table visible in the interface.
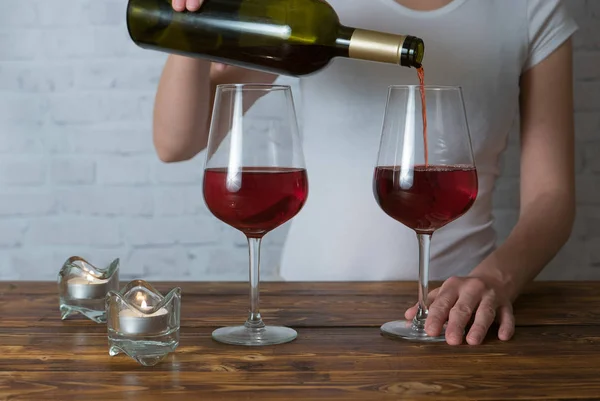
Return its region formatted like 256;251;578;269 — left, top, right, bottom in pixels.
1;281;599;400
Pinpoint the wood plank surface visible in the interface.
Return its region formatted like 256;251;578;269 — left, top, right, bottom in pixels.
1;327;600;400
0;282;599;400
1;281;600;327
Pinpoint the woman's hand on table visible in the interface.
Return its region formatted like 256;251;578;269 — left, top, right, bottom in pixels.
404;271;516;346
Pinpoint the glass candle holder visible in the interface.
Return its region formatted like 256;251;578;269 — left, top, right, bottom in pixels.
58;256;120;323
106;280;181;367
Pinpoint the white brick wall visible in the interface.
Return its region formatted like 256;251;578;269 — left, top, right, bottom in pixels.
0;0;598;281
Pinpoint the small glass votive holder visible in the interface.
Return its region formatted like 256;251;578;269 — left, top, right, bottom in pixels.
106;280;181;367
58;256;120;323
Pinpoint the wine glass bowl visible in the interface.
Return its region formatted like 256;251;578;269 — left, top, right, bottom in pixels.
203;166;308;238
373;164;477;234
203;84;308;346
373;85;477;342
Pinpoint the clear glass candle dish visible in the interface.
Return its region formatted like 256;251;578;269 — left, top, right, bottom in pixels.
58;256;120;323
106;280;181;366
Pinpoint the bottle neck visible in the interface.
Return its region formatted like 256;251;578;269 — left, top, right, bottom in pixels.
335;25;424;68
334;25;355;58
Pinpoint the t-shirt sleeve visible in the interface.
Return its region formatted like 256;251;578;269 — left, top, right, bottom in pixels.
523;0;578;72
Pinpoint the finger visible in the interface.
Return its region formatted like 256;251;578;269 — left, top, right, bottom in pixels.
186;0;202;11
172;0;186;11
424;288;459;338
404;288;439;320
465;297;497;345
404;303;418;320
497;304;515;341
214;63;227;72
443;291;480;345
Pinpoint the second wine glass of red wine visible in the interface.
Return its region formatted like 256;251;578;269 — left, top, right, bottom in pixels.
203;84;308;346
373;85;478;342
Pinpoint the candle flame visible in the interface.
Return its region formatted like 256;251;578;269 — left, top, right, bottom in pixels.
136;291;149;309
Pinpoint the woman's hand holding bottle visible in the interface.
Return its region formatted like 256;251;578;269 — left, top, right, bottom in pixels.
172;0;203;12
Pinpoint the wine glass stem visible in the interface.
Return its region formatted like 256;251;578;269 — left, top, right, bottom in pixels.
246;237;265;329
413;233;432;330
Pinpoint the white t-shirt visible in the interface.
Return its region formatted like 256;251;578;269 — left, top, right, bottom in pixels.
274;0;578;281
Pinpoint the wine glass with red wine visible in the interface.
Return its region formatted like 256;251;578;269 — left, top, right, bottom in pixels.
203;84;308;346
373;85;478;342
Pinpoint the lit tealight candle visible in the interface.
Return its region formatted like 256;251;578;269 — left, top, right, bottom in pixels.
118;292;169;335
66;272;110;299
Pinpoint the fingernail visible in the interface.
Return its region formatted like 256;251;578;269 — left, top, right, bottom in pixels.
451;335;463;345
216;63;226;71
467;335;480;344
172;0;185;11
187;0;201;11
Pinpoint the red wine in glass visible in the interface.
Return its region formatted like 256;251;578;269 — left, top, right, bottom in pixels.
203;167;309;238
373;165;477;233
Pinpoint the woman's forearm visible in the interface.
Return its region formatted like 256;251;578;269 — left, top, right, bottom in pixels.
153;55;214;162
471;190;575;300
152;55;278;163
472;39;576;301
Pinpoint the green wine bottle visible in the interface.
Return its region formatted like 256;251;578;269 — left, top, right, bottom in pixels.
126;0;424;76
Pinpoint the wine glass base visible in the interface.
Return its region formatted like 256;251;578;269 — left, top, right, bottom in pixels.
380;320;446;342
212;325;297;346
